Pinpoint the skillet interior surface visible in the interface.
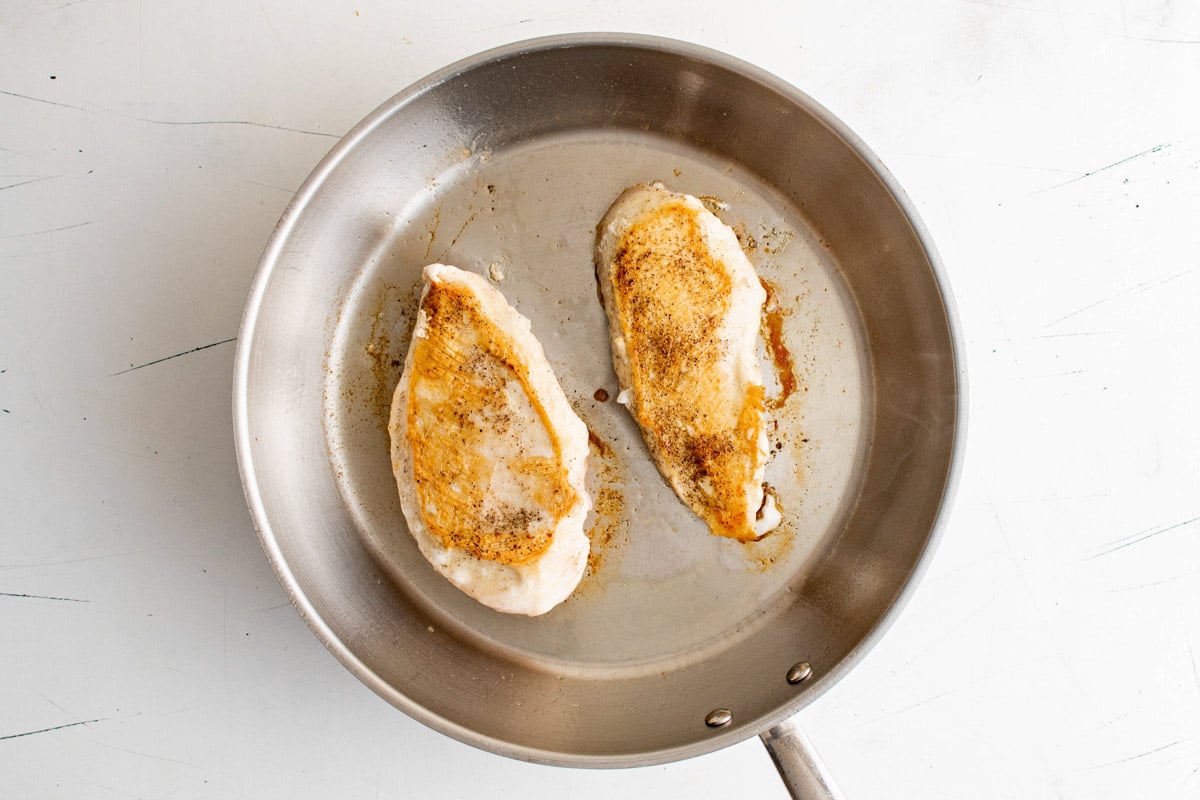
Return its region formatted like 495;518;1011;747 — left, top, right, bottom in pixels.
235;34;961;767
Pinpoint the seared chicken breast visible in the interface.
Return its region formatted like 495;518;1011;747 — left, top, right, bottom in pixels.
389;264;590;615
596;184;780;541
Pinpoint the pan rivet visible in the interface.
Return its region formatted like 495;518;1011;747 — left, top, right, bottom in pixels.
786;662;813;685
705;708;733;728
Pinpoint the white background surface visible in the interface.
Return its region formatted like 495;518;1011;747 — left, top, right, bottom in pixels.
3;1;1198;797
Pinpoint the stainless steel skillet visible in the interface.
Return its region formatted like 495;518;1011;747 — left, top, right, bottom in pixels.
233;33;964;798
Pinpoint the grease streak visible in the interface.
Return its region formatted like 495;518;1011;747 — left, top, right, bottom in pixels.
760;278;797;410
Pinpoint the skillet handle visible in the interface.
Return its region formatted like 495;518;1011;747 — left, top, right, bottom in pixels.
760;719;844;800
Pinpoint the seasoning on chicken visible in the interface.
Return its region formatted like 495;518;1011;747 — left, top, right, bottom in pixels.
389;264;591;615
595;184;780;541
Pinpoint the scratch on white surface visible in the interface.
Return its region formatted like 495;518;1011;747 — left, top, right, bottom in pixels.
0;88;91;113
0;176;56;191
846;694;950;731
138;117;337;138
0;221;91;239
1046;267;1196;326
1110;568;1200;592
113;337;236;375
991;506;1034;590
246;179;296;194
40;694;71;714
374;741;383;799
1090;516;1200;559
92;739;203;769
256;0;285;49
1033;143;1172;194
1036;331;1111;339
475;17;535;33
1096;711;1133;731
1091;738;1187;768
985;501;1088;696
0;591;89;603
0;718;106;741
0;88;338;139
253;601;291;613
817;57;867;91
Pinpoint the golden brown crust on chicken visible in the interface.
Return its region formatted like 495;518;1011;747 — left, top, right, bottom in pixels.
596;184;775;541
389;264;590;615
406;282;575;564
